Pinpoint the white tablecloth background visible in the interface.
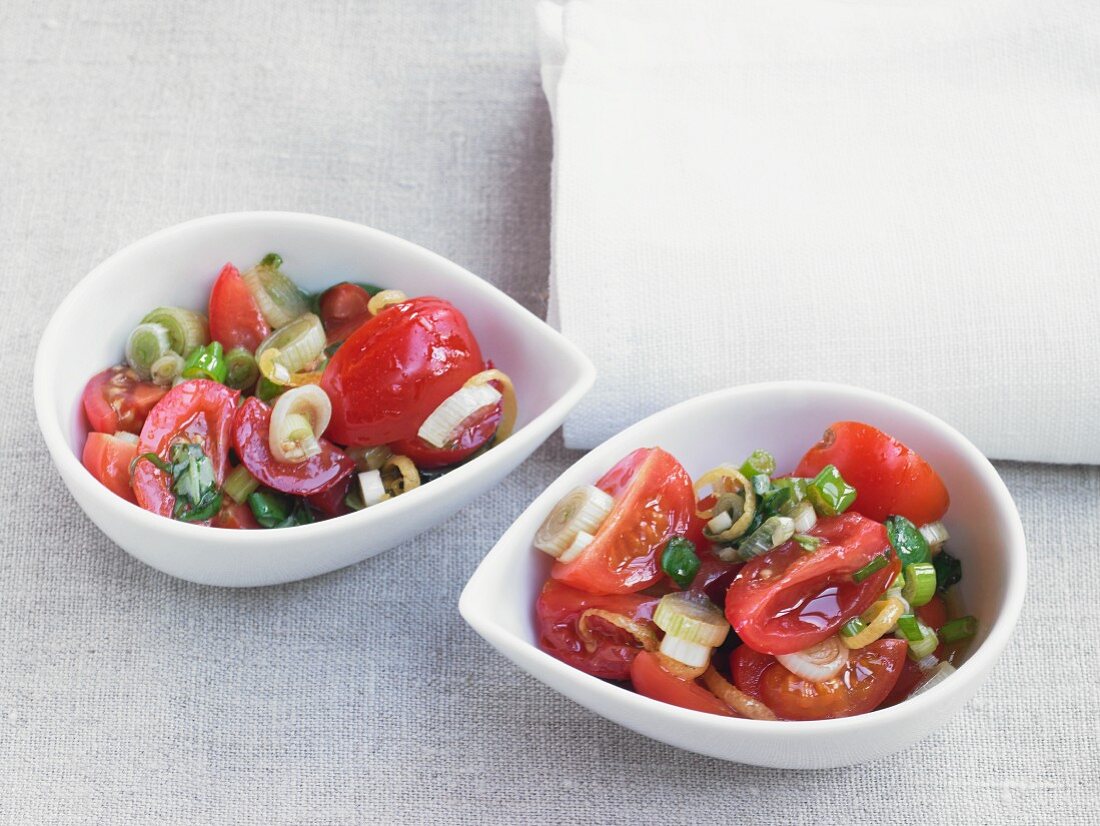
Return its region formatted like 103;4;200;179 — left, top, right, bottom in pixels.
1;2;1095;823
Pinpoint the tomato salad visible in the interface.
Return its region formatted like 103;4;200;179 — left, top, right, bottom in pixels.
533;423;975;721
81;254;516;528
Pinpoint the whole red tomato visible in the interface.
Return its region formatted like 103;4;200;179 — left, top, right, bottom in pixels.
320;297;486;446
794;421;949;525
536;580;660;681
233;397;354;496
551;448;696;595
82;365;166;435
208;262;271;352
725;513;899;655
630;651;733;716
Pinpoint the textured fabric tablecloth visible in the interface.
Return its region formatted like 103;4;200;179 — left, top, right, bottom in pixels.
0;2;1095;823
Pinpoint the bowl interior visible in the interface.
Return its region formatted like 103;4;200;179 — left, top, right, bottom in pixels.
466;382;1022;691
41;212;584;460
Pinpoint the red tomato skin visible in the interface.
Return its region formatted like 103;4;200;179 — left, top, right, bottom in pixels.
208;263;271;352
551;448;697;595
319;283;374;345
305;475;353;517
132;380;240;519
388;402;502;469
82;365;167;435
725;513;899;656
82;432;138;503
320;297;485;447
233;397;355;496
536;580;660;680
916;594;948;630
881;657;924;708
732;639;907;720
630;651;733;716
794;421;949;525
211;500;261;529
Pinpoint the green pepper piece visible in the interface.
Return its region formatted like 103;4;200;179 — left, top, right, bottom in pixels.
660;537;701;589
885;515;931;567
806;464;856;516
181;341;228;384
739;450;776;480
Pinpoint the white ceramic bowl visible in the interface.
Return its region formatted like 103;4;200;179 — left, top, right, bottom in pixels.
34;212;595;587
460;382;1026;769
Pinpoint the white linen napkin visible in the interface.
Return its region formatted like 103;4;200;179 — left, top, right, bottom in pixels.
539;0;1100;463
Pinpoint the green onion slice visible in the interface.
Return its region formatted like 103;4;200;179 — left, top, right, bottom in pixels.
895;614;923;642
224;465;260;505
224;347;259;390
901;562;937;606
939;615;978;644
739;450;776;480
141;307;209;355
181;341;228;384
125;322;171;379
150;351;185;387
241;253;309;328
852;552;889;583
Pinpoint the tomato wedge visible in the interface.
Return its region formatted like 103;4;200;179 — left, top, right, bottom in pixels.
211;500;261;529
233;397;354;496
795;421;949;525
320;297;485;446
388;402;502;469
82;432;138;503
132;380;239;519
630;651;733;716
305;475;353;517
550;448;696;595
536;580;660;680
318;282;374;345
208;262;271;351
724;513;899;655
82;365;167;435
731;639;907;720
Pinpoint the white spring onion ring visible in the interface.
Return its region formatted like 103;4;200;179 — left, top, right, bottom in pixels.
919;521;950;556
557;530;594;564
256;313;327;387
269;385;332;463
658;634;712;669
241;255;309;328
382;455;420;496
791;500;818;534
149;352;185;387
910;660;956;697
125;322;171;379
112;431;140;445
776;635;849;681
367;289;408;316
702;667;778;721
652;592;729;647
416;383;502;449
358;469;390;507
576;609;658;654
463;369;517;444
533;485;613;558
140;306;209;356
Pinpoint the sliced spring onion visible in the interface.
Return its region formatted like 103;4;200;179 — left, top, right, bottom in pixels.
141;307;209;355
919;520;950;555
358;469;390;507
652;592;729;647
268;385;332;463
891;570;906;591
367;289;408;315
807;464;857;516
381;454;420;496
790;500;817;533
658;634;712;669
125;323;171;378
776;636;849;682
841;596;907;649
576;609;658;654
939;615;978;644
462;369;517;444
916;654;940;672
793;534;823;552
901;561;937;606
852;552;889;583
112;431;140;445
894;614;923;642
241;253;308;328
223;465;260;505
768;477;808;516
905;620;939;660
735;515;795;561
533;485;614;558
557;530;595;564
256;313;326;386
910;661;956;697
840;617;866;638
702;667;778;721
225;347;259;390
347;445;393;473
181;342;228;384
739;450;776;479
660;536;700;589
416;383;502;448
149;351;185;387
751;473;771;496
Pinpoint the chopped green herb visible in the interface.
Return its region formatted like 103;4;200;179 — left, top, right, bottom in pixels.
739;450;776;480
933;549;963;593
852;552;889;583
939;615;977;644
247;489;315;529
885;515;931;567
793;534;823;552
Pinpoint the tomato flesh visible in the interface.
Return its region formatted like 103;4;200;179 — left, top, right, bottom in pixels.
211;499;261;530
536;580;660;680
82;365;166;435
795;421;949;525
208;262;271;352
388;402;502;469
305;475;353;517
321;297;486;446
732;639;907;720
551;448;696;595
233;397;354;496
131;380;239;519
82;432;137;503
630;651;733;716
916;594;948;630
319;282;374;345
725;513;899;655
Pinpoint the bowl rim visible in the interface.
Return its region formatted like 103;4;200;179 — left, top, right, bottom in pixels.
34;210;596;546
460;380;1027;734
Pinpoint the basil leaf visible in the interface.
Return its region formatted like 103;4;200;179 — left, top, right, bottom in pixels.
885;515;931;567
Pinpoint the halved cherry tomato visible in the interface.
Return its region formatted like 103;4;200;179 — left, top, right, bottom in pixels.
794;421;949;525
551;448;696;595
320;297;485;446
82;432;138;503
536;580;660;680
233;397;354;496
731;639;906;720
388;403;502;469
318;282;373;345
916;594;948;630
725;513;899;655
630;651;733;716
132;380;239;519
82;365;167;435
305;475;353;517
208;263;271;352
881;657;924;708
211;500;261;529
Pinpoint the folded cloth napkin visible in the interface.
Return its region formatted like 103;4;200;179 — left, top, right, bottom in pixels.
538;0;1100;463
